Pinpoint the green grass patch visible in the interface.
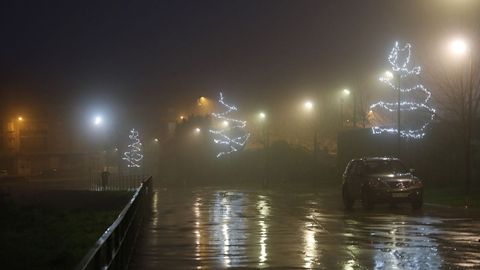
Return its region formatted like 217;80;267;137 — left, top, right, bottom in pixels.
0;191;132;270
424;186;480;208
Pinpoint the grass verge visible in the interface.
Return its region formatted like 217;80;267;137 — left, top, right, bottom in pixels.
424;186;480;208
0;190;132;270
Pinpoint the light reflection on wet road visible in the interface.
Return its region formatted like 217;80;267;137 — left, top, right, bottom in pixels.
129;188;480;269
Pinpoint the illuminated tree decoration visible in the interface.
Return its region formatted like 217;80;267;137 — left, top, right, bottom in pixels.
122;128;143;167
370;41;436;139
209;92;250;158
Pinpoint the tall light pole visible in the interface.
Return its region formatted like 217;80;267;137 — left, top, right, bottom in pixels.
258;112;268;149
340;89;350;129
258;111;269;187
303;100;318;157
449;38;474;205
383;70;401;156
396;73;401;157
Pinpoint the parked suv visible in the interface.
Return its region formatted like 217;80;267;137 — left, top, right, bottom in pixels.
342;157;423;210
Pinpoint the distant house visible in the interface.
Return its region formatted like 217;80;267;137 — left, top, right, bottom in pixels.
0;116;90;176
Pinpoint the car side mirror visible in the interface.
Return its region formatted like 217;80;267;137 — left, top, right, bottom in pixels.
409;168;415;174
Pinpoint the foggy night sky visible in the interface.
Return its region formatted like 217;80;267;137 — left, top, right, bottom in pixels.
0;0;477;126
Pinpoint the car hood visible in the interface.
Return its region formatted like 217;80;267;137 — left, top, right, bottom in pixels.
368;173;414;181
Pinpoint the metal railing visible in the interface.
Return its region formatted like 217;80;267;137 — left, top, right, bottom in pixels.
89;174;148;191
75;176;152;270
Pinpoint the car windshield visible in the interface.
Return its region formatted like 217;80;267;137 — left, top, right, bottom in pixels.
364;160;408;175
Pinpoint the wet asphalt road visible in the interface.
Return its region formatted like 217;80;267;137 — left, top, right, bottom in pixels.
129;188;480;269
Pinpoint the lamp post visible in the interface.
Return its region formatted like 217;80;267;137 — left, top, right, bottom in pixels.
340;89;351;129
303;100;318;156
258;111;269;187
258;112;268;149
449;38;474;205
383;70;401;157
396;73;401;158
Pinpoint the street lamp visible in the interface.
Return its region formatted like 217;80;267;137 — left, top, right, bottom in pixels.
384;71;394;80
194;127;201;134
302;100;319;159
448;38;474;205
257;112;268;147
257;111;269;187
93;116;103;126
17;116;23;121
382;70;401;156
450;39;468;56
304;100;314;111
340;89;351;128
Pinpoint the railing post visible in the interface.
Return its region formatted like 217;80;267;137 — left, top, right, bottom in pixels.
75;176;153;270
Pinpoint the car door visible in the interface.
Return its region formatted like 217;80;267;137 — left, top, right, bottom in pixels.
342;161;354;185
343;161;357;196
350;161;366;198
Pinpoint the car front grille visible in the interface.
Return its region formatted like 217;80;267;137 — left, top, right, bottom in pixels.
386;181;411;189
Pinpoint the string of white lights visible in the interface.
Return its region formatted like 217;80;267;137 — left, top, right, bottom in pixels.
370;41;436;139
122;128;143;167
386;42;422;78
209;92;250;158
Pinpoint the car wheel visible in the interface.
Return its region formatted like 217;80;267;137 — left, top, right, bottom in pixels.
361;187;374;210
342;187;354;210
411;193;423;210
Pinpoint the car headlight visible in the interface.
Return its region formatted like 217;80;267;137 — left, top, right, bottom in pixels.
367;179;384;189
411;178;423;187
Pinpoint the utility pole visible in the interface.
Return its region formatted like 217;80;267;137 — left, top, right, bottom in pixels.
397;74;401;158
340;98;344;129
353;89;357;128
465;54;474;205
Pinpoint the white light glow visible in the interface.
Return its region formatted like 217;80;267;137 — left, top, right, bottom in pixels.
383;71;394;80
209;92;250;158
304;100;314;111
94;116;103;126
343;89;351;96
450;39;468;56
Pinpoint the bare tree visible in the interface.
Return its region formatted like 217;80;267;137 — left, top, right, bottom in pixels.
433;56;480;199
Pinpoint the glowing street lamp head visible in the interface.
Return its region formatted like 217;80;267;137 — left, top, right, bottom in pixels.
304;100;314;111
154;138;159;142
384;71;394;80
17;116;23;121
222;120;229;127
258;112;266;120
450;38;468;56
93;116;103;126
194;127;201;134
197;96;207;106
343;89;351;96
